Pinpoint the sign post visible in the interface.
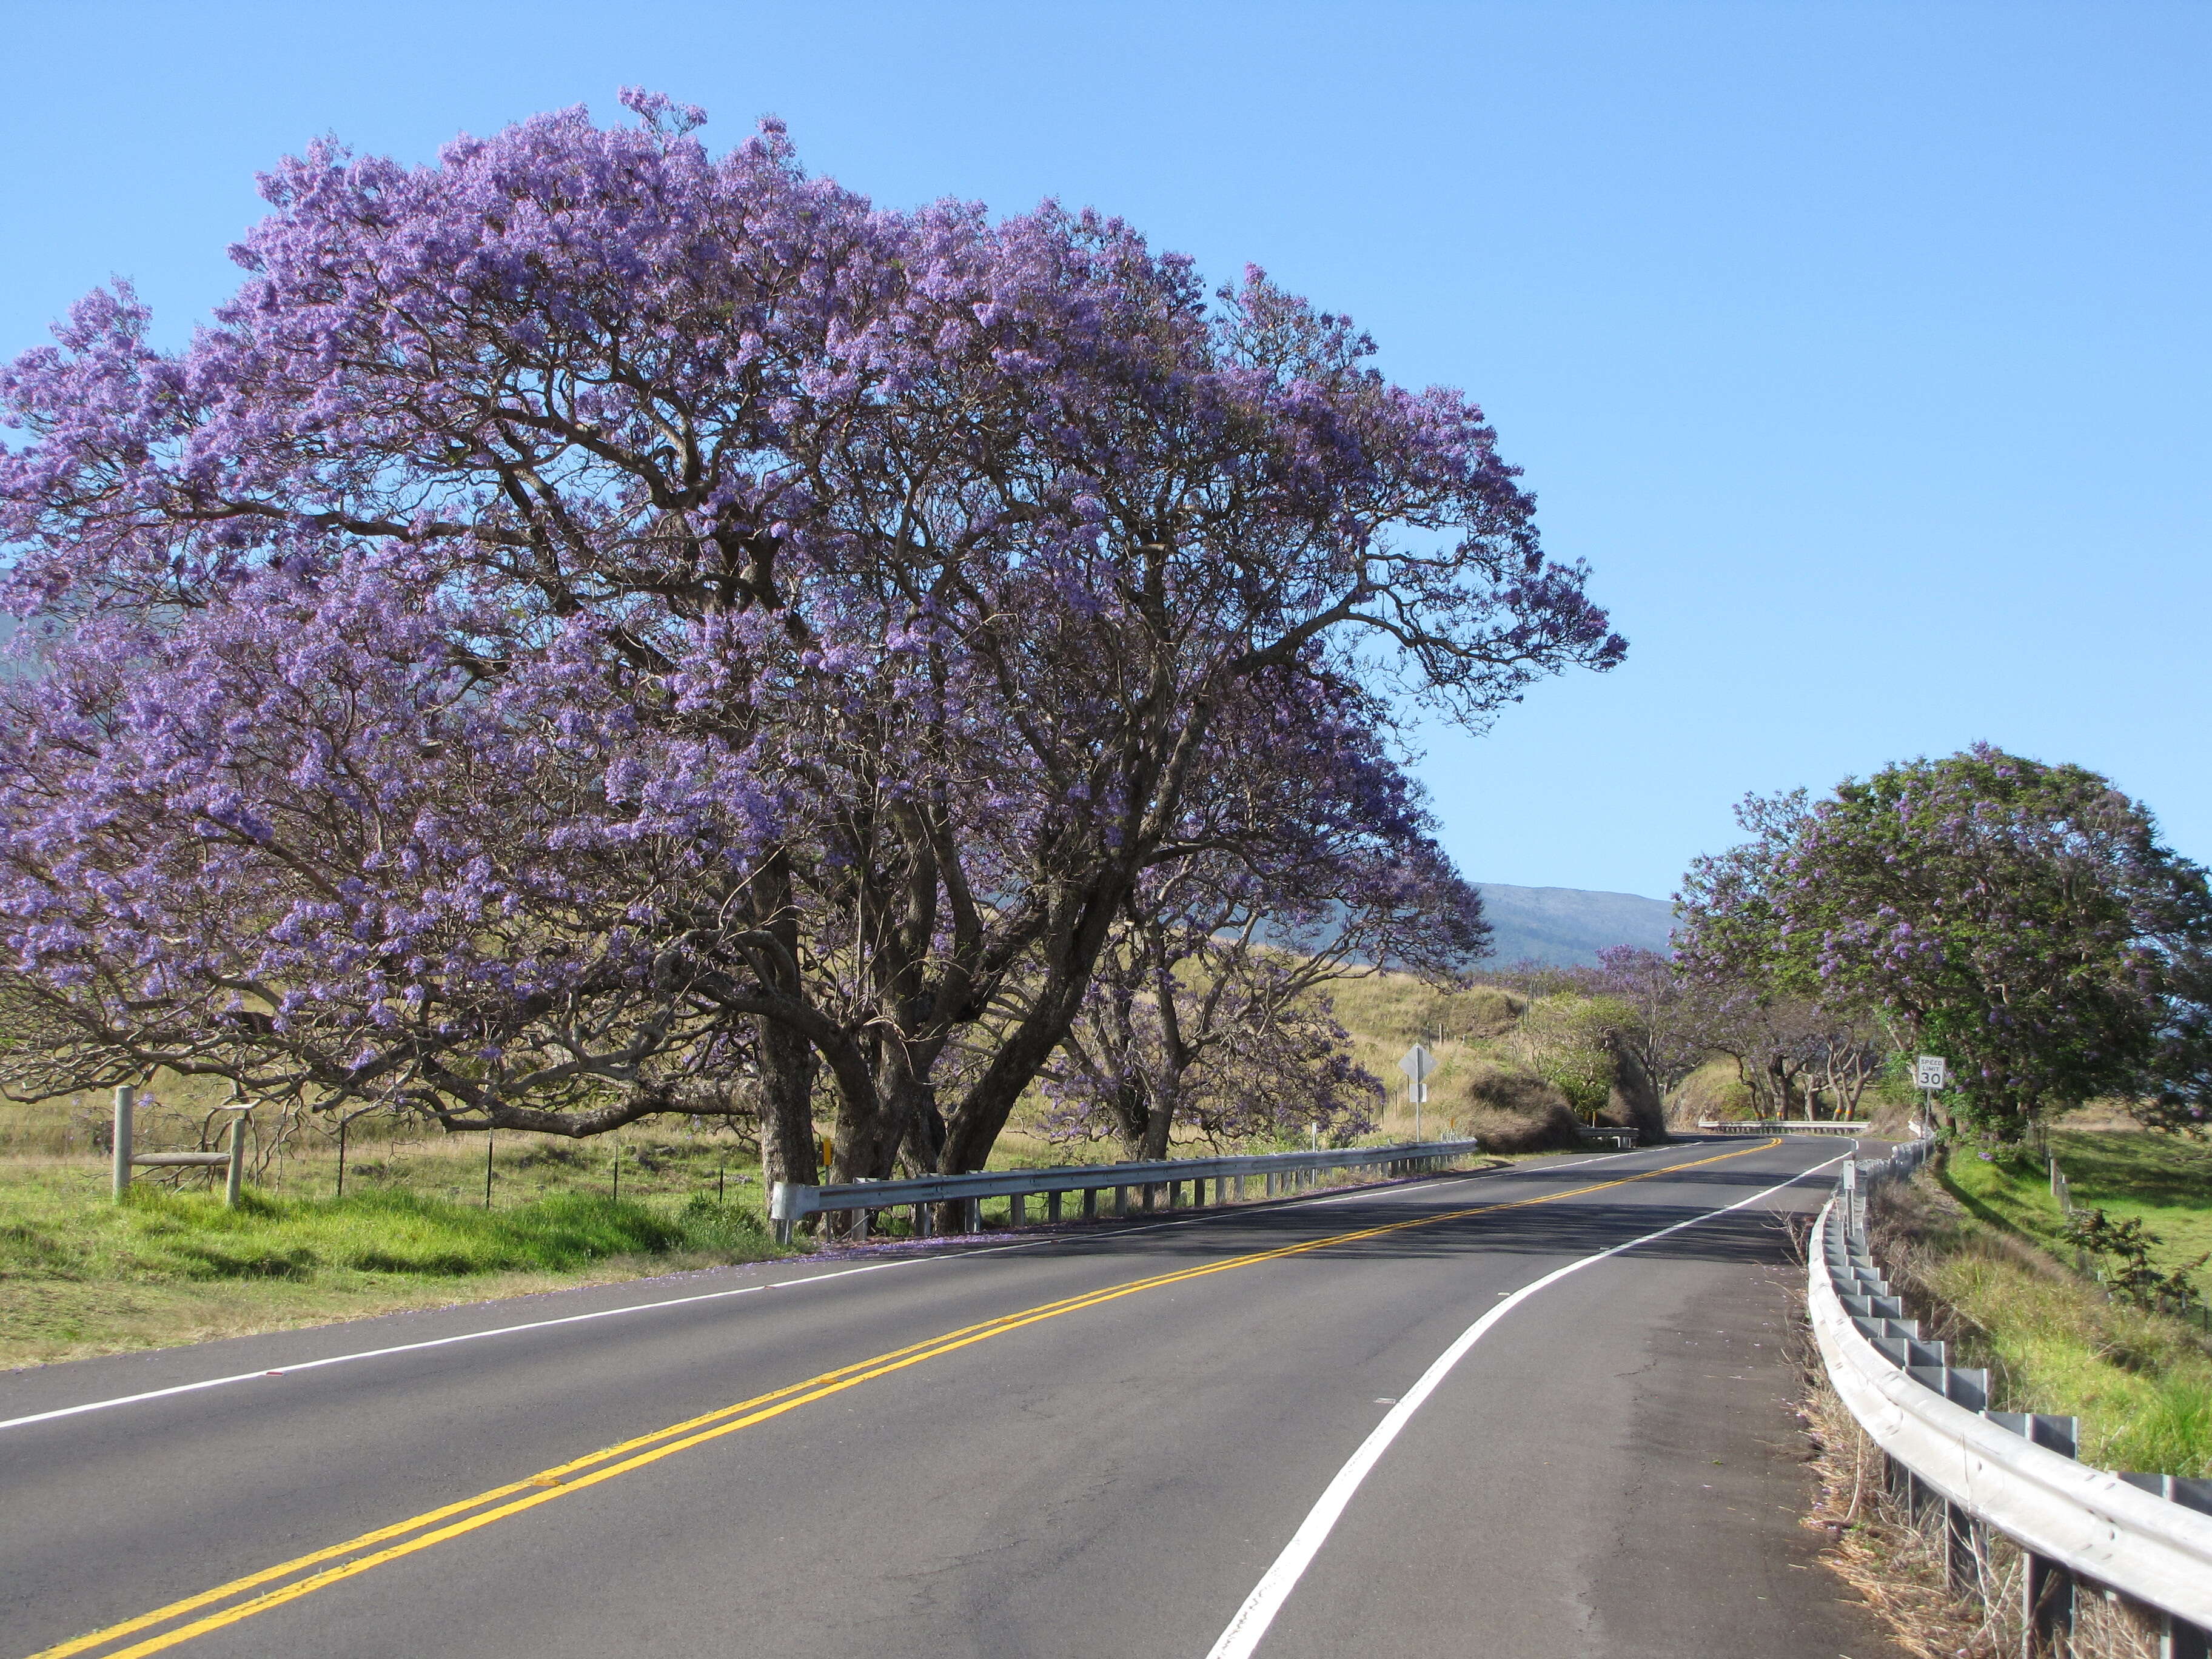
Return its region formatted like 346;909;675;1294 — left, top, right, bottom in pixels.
1399;1044;1438;1139
1914;1054;1947;1135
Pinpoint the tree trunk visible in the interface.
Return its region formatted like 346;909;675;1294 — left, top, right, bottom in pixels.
838;1048;925;1184
748;850;820;1201
754;1011;818;1191
1139;1075;1177;1162
938;877;1132;1172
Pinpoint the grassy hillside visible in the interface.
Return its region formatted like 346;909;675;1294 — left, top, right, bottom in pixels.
1944;1129;2212;1287
1321;972;1523;1138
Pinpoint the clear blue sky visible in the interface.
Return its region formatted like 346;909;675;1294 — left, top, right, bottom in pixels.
3;1;2205;902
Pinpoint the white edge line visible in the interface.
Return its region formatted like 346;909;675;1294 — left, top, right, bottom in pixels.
0;1145;1660;1436
1202;1147;1847;1659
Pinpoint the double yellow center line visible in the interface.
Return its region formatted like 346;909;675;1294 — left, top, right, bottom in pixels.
31;1139;1780;1658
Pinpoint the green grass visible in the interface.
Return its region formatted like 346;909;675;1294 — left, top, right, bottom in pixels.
1945;1130;2212;1281
0;1154;783;1369
19;1186;770;1279
1886;1134;2212;1477
1915;1232;2212;1475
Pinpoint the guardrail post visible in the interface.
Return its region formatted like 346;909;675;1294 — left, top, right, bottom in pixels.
914;1202;932;1239
225;1113;246;1208
2026;1553;2073;1657
1980;1413;2081;1655
1082;1187;1098;1220
1007;1191;1025;1227
1906;1470;1937;1524
111;1084;135;1201
1943;1498;1979;1592
1047;1190;1063;1223
964;1197;980;1234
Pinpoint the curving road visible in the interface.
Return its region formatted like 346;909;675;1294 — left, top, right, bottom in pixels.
3;1137;1906;1658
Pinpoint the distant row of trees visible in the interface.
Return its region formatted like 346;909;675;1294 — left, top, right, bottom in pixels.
0;94;1611;1187
1486;947;1886;1127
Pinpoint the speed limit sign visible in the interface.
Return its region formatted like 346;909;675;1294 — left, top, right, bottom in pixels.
1915;1054;1948;1091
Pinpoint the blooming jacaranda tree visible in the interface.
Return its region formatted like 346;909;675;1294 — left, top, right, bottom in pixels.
0;92;1622;1181
1675;747;2212;1139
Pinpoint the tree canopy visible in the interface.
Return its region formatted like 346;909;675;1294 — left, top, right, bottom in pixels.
1675;746;2212;1139
0;92;1621;1182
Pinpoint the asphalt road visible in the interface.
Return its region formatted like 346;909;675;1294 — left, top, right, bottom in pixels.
3;1136;1907;1658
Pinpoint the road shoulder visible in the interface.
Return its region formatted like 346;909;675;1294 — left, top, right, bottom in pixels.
1592;1244;1908;1658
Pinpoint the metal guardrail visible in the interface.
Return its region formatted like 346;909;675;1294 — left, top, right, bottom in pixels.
1698;1118;1875;1137
110;1085;246;1207
1575;1126;1640;1149
768;1138;1489;1243
1809;1142;2212;1654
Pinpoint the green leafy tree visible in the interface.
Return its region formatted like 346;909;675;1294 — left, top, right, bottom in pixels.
1516;993;1631;1122
1677;746;2212;1141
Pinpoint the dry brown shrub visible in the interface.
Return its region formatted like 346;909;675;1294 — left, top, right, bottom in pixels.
1460;1061;1581;1153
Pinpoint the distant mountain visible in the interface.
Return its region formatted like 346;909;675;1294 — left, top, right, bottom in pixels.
1473;883;1675;969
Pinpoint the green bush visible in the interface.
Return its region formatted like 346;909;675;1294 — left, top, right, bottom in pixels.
677;1191;772;1253
1518;994;1630;1121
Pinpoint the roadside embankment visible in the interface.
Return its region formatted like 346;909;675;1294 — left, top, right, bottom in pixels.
0;1167;782;1369
1790;1134;2212;1658
1883;1149;2212;1477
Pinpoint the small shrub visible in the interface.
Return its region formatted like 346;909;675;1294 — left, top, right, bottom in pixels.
1460;1061;1581;1153
2063;1205;2207;1310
